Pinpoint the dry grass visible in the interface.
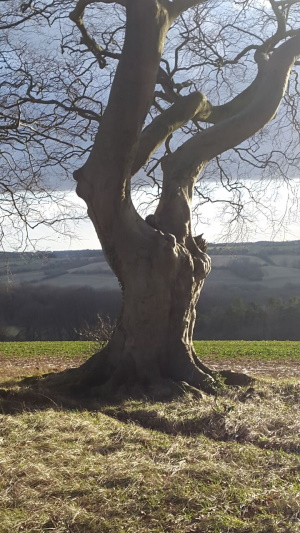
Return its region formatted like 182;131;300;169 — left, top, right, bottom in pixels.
0;355;299;532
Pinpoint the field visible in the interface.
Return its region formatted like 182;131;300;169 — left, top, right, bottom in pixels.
1;340;300;382
1;242;300;294
0;341;299;532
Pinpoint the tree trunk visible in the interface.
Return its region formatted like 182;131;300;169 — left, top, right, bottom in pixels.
42;0;261;400
57;182;250;399
75;217;218;397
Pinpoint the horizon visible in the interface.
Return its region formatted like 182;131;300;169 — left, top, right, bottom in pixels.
2;172;300;252
2;238;300;255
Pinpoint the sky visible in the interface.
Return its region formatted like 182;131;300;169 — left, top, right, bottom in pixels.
23;180;300;252
2;0;300;252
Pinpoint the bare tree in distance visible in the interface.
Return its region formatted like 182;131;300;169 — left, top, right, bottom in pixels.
1;0;300;396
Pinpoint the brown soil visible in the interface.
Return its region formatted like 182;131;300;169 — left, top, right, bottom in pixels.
0;356;87;382
0;355;299;383
203;358;300;379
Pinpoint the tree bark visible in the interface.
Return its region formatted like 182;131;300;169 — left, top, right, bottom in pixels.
50;3;300;400
76;217;216;396
66;0;226;397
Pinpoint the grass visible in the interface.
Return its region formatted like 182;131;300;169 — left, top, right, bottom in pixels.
194;340;300;360
0;342;299;532
0;341;99;359
1;339;300;360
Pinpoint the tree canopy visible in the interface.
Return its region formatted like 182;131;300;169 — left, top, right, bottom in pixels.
1;0;300;248
1;0;300;396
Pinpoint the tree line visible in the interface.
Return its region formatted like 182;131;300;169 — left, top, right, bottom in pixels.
196;297;300;341
1;283;299;342
0;284;121;342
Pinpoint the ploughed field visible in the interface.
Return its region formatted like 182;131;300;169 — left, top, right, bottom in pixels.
0;341;299;532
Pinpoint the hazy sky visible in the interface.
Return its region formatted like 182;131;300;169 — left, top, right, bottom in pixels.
24;180;300;252
2;0;300;252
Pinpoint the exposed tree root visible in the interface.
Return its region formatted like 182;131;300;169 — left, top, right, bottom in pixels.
23;350;254;405
217;369;254;386
192;354;254;387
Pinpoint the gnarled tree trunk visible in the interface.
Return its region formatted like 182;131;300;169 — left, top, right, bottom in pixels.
43;0;300;399
73;192;216;396
72;159;250;397
64;0;221;396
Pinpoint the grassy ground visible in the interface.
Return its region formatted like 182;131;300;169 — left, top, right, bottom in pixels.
1;340;300;359
0;341;99;359
1;340;299;382
0;341;299;532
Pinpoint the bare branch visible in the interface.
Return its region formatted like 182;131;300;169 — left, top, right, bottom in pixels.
20;95;101;122
70;0;126;21
69;1;123;68
165;32;300;179
0;7;43;30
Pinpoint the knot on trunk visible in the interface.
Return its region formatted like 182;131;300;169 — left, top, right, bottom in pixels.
73;168;83;183
145;215;177;248
145;214;159;230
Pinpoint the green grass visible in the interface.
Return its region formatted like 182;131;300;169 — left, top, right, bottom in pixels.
0;341;99;359
1;340;300;361
0;386;300;532
195;340;300;360
0;342;299;532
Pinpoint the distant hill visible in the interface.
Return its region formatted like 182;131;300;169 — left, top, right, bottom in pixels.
0;241;300;301
1;242;299;341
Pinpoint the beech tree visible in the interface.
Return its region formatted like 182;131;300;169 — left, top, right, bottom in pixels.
2;0;300;396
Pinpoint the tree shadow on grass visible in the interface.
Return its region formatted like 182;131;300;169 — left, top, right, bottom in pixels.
1;373;299;456
0;366;250;415
0;381;62;413
0;379;248;446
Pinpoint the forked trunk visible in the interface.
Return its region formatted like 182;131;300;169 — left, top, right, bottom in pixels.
77;225;217;397
69;154;252;398
54;0;257;398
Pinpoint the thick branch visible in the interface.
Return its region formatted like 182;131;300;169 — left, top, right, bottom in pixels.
164;33;300;178
134;65;275;175
132;91;210;175
169;0;206;20
142;70;267;173
195;75;262;124
77;0;171;186
135;62;272;173
196;32;297;124
153;59;268;129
